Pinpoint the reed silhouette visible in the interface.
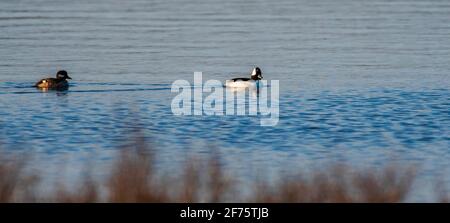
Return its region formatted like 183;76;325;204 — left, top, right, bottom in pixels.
0;140;445;202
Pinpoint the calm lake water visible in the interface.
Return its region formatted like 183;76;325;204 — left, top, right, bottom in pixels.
0;0;449;200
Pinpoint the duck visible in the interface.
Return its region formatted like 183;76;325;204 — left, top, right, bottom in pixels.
225;67;263;88
34;70;72;90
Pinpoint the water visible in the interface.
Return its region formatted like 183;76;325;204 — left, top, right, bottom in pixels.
0;0;449;200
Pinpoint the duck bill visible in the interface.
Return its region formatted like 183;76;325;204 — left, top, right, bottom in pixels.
67;76;72;79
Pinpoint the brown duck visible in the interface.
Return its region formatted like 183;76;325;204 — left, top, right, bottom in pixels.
34;70;72;90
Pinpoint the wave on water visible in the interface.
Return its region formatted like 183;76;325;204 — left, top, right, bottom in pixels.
0;82;172;94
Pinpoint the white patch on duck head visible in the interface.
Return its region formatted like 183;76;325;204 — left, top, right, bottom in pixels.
251;67;257;77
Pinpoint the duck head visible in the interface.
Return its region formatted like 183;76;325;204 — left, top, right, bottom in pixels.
251;67;263;80
56;70;72;80
251;67;262;80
